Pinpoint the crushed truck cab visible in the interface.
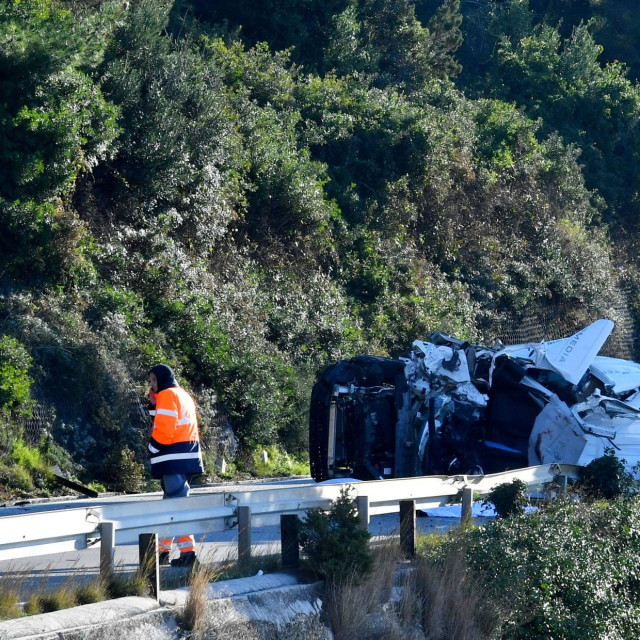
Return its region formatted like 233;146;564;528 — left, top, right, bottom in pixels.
309;319;640;481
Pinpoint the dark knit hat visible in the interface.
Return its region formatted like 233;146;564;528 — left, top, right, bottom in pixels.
150;364;178;391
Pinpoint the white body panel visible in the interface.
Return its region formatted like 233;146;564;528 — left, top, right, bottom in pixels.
529;393;640;474
499;319;614;385
591;355;640;395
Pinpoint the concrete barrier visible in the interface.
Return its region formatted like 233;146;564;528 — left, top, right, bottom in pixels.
0;573;330;640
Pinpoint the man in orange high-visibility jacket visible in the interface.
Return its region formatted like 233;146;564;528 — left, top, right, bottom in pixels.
148;364;204;567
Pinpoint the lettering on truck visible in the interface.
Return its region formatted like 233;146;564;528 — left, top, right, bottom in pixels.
558;330;585;363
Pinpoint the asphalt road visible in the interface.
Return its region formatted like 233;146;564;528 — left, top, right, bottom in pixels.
0;477;474;600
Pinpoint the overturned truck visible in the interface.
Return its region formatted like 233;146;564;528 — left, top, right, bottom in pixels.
309;319;640;482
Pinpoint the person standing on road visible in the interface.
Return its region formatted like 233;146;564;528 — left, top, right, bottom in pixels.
148;364;204;566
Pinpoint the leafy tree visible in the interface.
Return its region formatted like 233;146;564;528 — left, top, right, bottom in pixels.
0;336;33;419
494;19;640;220
531;0;640;82
233;99;335;257
196;0;463;90
187;0;350;71
422;0;463;79
325;0;461;91
0;0;118;288
97;0;238;251
458;1;640;231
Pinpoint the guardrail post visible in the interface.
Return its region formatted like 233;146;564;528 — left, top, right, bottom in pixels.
99;521;115;580
280;514;299;568
356;495;370;531
399;499;416;558
139;533;160;600
558;475;568;496
461;486;473;526
238;506;252;565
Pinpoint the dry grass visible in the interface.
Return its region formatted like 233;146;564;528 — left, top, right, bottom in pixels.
405;544;501;640
0;529;289;625
105;563;152;599
25;584;78;615
322;532;502;640
0;568;28;620
324;540;410;640
178;563;220;638
201;538;284;582
74;577;108;605
176;540;286;637
0;554;155;621
0;561;109;619
21;564;84;615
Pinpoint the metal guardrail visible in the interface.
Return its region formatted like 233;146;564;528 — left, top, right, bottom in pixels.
0;464;580;564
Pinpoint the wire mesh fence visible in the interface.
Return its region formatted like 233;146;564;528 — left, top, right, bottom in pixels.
485;290;636;361
489;311;635;359
22;404;56;447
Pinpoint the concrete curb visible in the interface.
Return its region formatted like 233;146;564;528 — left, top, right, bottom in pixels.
0;573;329;640
192;582;331;639
0;596;172;640
159;571;303;607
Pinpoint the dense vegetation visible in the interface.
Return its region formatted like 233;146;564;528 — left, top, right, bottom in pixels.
462;497;640;639
306;483;640;639
1;0;640;492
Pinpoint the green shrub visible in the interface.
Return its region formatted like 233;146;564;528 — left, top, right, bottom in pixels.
299;488;373;585
579;448;635;500
103;446;145;493
483;478;528;518
31;588;77;613
75;579;107;605
0;336;33;419
0;439;52;493
250;445;309;477
464;497;640;639
86;481;106;495
10;440;48;475
0;463;34;492
0;575;23;620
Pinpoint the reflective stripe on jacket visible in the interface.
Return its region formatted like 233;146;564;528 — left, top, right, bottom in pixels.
148;386;204;478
